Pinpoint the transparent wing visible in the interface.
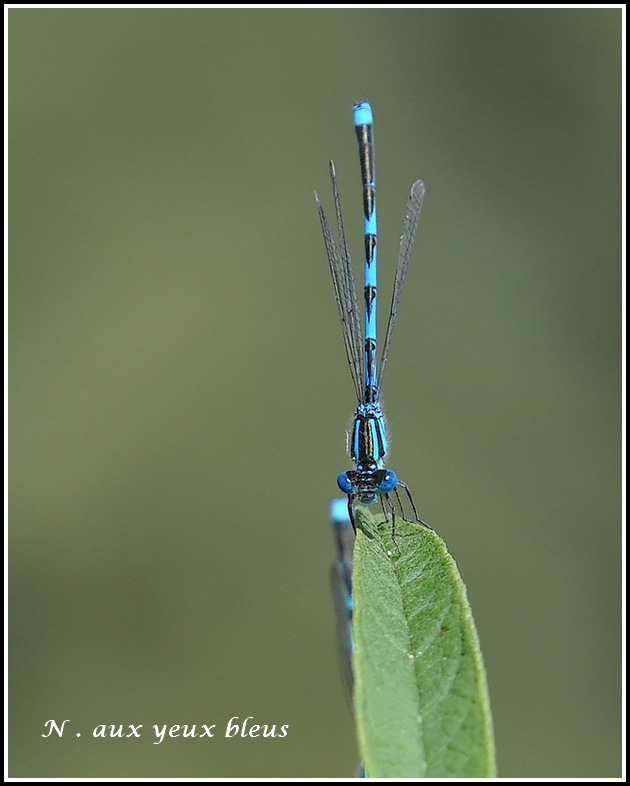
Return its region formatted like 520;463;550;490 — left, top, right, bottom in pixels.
315;161;364;402
378;179;426;388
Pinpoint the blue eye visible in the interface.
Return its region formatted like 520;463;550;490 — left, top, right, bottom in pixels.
337;472;354;494
376;469;398;493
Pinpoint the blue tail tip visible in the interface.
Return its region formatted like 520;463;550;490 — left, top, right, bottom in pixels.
330;497;351;524
353;100;373;126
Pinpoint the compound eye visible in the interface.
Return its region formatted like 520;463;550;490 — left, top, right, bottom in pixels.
337;471;354;494
375;469;398;493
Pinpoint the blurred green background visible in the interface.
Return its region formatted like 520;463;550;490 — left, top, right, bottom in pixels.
9;8;621;778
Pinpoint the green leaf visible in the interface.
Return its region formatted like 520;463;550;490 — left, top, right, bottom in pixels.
352;507;496;778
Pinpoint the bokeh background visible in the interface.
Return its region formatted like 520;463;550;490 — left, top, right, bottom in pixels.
9;8;621;778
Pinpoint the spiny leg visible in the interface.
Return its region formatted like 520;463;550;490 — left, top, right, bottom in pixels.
397;480;433;530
